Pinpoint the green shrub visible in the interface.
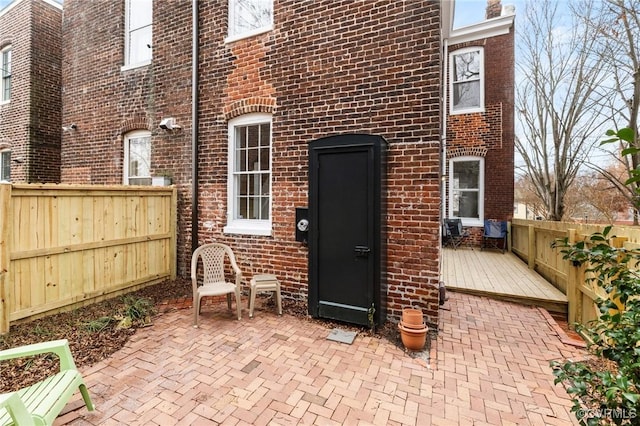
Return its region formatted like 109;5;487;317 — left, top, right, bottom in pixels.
83;295;155;333
121;295;154;322
551;226;640;425
84;316;114;333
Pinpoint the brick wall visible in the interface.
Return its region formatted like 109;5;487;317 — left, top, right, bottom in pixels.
446;28;515;228
61;0;193;271
28;0;62;182
61;0;443;324
198;0;442;323
0;0;61;183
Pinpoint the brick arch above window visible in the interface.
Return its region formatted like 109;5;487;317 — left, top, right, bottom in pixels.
119;116;151;135
223;97;276;121
447;146;488;159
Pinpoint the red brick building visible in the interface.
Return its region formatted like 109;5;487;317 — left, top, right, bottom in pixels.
0;0;62;183
441;0;515;243
58;0;514;325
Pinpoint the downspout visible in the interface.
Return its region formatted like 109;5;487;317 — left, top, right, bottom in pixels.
191;0;199;253
439;35;449;289
441;39;448;224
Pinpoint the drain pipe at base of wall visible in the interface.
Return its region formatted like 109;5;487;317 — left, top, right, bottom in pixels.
191;0;200;254
441;38;448;223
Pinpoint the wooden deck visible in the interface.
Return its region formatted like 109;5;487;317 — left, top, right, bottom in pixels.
441;248;568;314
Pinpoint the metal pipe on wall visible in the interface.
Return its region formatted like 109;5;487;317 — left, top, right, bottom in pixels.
191;0;200;253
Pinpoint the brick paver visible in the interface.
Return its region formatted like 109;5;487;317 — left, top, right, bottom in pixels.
56;292;583;425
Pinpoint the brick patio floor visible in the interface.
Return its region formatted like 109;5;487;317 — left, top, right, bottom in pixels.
56;292;584;425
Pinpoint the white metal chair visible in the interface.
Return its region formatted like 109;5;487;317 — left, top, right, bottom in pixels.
191;243;242;327
248;274;282;318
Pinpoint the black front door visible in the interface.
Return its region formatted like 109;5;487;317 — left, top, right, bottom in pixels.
308;134;385;326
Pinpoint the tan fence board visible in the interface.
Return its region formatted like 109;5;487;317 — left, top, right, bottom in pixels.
512;219;640;328
0;184;177;331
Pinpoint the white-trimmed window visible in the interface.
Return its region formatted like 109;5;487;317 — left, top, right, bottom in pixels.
1;46;11;102
0;150;10;181
124;130;151;185
224;113;272;236
450;47;484;114
449;156;484;226
124;0;152;68
227;0;273;42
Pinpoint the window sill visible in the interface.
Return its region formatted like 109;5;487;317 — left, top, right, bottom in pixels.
456;218;483;227
224;220;272;237
120;60;152;72
449;107;485;115
0;100;9;106
224;25;273;44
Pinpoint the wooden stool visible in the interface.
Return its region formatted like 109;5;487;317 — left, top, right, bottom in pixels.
249;274;282;318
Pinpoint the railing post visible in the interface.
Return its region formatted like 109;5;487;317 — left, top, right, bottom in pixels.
566;228;578;327
528;224;535;269
0;184;11;333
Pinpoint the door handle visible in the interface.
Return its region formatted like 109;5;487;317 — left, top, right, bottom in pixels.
354;246;371;256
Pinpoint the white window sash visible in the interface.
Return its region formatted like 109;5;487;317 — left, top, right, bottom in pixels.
448;156;484;226
124;0;152;68
0;151;10;181
449;47;484;114
226;0;273;42
123;131;152;185
224;113;272;236
1;47;11;102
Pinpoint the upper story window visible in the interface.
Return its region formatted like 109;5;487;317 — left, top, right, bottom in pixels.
124;130;151;185
0;150;10;182
450;47;484;114
449;156;484;226
124;0;152;69
1;46;11;102
227;0;273;42
224;113;272;236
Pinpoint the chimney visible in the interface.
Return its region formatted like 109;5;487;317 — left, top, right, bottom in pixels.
486;0;502;19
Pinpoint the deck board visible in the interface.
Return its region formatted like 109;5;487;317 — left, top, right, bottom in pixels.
441;248;568;313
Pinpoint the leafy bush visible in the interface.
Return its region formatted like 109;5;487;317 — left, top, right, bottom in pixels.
551;226;640;425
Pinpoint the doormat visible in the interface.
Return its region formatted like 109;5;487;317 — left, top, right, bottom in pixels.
327;328;357;345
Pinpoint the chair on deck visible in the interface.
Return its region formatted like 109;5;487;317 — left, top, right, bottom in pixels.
481;220;508;253
191;243;242;327
443;219;470;250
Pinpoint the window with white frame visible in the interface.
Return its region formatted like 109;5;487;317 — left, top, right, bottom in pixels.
124;130;151;185
124;0;152;68
0;150;10;181
1;46;11;102
450;47;484;113
227;0;273;41
224;113;272;236
449;157;484;226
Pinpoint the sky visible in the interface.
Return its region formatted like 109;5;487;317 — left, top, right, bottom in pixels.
454;0;526;28
0;0;61;10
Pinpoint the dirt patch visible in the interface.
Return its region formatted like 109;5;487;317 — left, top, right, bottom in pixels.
0;278;192;393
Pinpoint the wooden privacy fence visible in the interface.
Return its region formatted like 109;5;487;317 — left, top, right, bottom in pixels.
511;219;640;328
0;184;177;333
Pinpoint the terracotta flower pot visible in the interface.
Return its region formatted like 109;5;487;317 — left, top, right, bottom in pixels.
402;308;424;327
399;319;426;330
398;322;428;351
